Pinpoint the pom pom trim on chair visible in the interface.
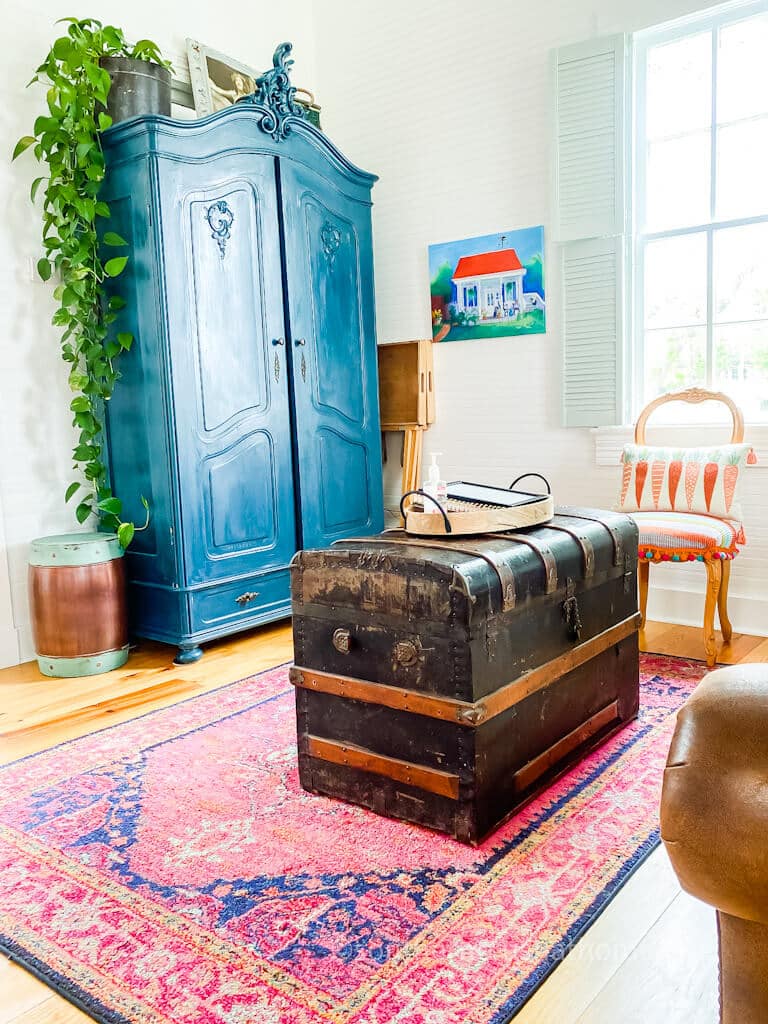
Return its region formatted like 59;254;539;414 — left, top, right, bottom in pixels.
638;545;739;563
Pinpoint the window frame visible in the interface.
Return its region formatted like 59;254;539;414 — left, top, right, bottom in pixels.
632;0;768;423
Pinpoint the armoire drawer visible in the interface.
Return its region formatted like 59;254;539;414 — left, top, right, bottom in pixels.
188;569;291;633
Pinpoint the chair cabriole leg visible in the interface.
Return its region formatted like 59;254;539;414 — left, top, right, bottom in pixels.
718;558;733;644
638;559;650;628
704;558;722;668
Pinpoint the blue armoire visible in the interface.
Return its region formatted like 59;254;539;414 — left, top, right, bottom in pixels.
100;46;384;663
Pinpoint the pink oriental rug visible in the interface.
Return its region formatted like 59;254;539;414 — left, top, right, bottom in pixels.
0;654;704;1024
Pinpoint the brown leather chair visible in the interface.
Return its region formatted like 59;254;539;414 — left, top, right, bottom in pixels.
661;664;768;1023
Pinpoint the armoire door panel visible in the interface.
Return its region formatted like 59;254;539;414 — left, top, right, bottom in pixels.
302;199;364;425
188;186;269;433
279;162;384;549
317;429;371;531
205;430;277;551
161;155;297;584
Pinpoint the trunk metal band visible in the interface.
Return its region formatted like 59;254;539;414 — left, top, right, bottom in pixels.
336;532;518;611
555;507;628;567
291;613;641;729
546;517;596;579
498;533;558;594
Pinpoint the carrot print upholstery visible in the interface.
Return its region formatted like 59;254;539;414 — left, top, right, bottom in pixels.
684;460;700;511
617;443;755;519
667;453;683;507
634;452;649;506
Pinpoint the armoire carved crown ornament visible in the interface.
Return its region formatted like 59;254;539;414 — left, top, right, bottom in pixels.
238;42;308;141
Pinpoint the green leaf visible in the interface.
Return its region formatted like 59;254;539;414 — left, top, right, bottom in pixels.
140;495;149;510
65;481;80;503
70;396;90;412
97;496;122;515
102;26;124;49
104;256;128;277
37;258;52;281
52;37;73;61
34;115;59;136
117;332;133;350
108;295;126;310
83;61;102;88
117;522;135;549
75;500;92;524
30;176;46;202
12;136;36;160
95;201;110;217
98;112;113;131
103;231;128;247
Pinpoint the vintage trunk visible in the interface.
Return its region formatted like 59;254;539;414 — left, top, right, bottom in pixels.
291;508;640;844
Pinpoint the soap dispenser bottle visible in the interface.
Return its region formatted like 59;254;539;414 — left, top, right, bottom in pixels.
423;452;448;512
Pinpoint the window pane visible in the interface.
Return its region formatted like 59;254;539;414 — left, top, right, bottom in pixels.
646;132;711;230
716;117;768;220
644;326;706;399
714;222;768;323
646;32;711;140
714;322;768;420
717;13;768;123
644;233;707;329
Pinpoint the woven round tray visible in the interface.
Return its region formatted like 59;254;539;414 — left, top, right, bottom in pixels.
400;475;554;537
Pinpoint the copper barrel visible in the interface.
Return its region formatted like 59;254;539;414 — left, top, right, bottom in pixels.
29;532;129;677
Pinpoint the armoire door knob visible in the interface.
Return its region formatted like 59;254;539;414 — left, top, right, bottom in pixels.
272;337;285;346
294;337;306;347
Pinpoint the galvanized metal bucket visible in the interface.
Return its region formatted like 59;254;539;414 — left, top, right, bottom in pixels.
100;57;171;124
28;532;129;678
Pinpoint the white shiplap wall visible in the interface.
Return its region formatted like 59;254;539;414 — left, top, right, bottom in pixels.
0;1;319;667
314;0;767;637
1;0;765;669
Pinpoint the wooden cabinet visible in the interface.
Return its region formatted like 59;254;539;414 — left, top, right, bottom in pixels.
100;50;383;662
378;340;435;502
378;339;435;429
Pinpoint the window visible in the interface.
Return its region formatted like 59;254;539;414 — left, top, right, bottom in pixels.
635;2;768;421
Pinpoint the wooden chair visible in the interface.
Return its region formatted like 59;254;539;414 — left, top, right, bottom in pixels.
633;387;747;668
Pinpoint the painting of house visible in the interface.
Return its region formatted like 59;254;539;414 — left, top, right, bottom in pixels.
429;226;545;342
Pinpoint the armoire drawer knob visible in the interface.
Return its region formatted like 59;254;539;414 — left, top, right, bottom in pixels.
235;591;259;605
294;337;306;347
272;337;285;347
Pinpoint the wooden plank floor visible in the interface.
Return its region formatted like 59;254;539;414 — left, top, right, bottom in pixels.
0;620;766;1023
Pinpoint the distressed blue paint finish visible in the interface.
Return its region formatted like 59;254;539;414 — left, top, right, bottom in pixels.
101;52;383;659
279;160;383;548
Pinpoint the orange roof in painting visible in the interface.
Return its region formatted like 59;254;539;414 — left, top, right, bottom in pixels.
453;249;524;279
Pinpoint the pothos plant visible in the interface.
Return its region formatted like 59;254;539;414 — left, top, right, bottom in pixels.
13;17;171;548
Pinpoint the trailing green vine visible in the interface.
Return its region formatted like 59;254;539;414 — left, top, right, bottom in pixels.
13;17;170;548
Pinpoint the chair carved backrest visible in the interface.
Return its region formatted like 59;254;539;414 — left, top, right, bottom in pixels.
634;387;745;444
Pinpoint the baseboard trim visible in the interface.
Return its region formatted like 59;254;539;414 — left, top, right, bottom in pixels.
647;585;768;638
0;627;21;670
16;624;34;665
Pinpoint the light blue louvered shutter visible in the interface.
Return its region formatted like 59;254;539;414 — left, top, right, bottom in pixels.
555;35;629;427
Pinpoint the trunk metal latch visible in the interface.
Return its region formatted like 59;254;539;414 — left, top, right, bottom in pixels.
562;577;582;641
